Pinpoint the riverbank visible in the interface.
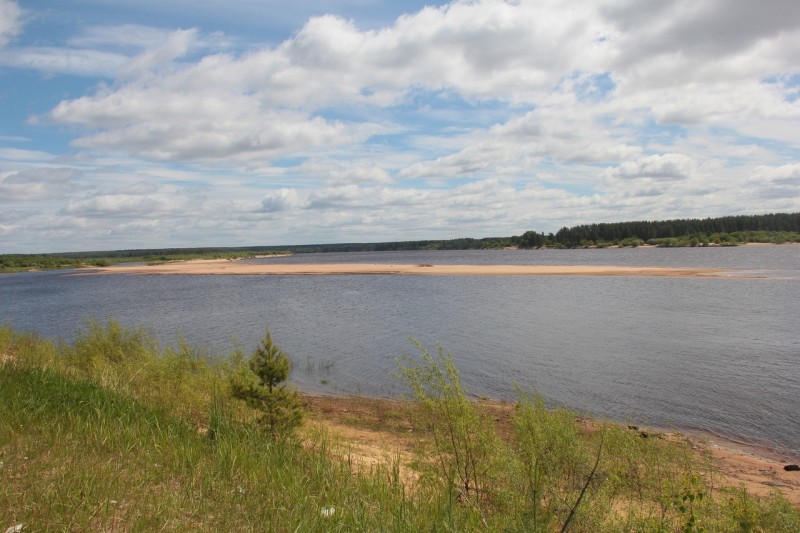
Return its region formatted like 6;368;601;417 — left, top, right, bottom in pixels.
3;322;798;530
4;343;797;504
304;394;800;507
84;258;729;278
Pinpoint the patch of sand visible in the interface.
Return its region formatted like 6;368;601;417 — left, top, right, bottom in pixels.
689;435;800;506
302;395;420;487
82;259;729;278
302;395;800;506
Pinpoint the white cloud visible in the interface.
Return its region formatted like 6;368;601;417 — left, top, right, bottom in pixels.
0;24;221;78
602;154;697;181
0;46;129;77
62;192;191;218
118;28;198;79
292;159;393;185
744;163;800;200
30;1;797;171
257;188;308;212
0;147;57;163
605;0;800;63
0;167;80;202
50;87;372;161
2;0;800;251
0;0;21;47
68;24;197;51
751;163;800;185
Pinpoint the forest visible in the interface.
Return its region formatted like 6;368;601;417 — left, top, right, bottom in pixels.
550;212;800;248
2;212;799;272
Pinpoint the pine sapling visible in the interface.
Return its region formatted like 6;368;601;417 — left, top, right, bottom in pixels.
231;328;303;437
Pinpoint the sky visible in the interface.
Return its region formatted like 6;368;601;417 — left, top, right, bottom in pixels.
1;0;799;253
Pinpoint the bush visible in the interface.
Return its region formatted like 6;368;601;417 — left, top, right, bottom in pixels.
394;340;508;510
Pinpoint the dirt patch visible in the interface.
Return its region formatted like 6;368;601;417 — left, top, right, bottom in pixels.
302;395;420;486
688;435;800;506
302;394;800;506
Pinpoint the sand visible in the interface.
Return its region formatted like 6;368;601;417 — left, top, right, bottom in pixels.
84;259;729;278
303;395;800;506
699;438;800;506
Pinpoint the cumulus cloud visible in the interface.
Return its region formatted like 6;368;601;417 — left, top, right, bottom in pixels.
50;88;370;161
604;0;800;62
397;145;499;180
0;167;80;202
61;184;200;218
744;163;800;200
294;159;393;185
35;0;799;170
258;188;308;212
750;163;800;184
602;154;697;181
118;28;198;79
3;0;800;251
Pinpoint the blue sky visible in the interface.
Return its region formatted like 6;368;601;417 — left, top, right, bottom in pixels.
1;0;799;253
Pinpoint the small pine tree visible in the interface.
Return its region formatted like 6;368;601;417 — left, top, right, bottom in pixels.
231;328;303;437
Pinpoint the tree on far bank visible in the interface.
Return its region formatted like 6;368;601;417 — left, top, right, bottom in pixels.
518;230;546;248
231;328;303;437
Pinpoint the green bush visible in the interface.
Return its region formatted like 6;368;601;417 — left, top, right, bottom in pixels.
395;340;509;511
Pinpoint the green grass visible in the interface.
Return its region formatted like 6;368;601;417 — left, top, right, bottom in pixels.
0;250;290;274
0;365;425;530
1;321;799;531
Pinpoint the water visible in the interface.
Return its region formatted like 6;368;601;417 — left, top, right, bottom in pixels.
1;246;798;456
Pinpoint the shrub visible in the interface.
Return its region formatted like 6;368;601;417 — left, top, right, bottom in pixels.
394;340;509;511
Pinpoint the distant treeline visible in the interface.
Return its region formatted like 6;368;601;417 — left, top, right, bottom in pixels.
0;249;290;273
286;237;515;253
550;212;800;247
2;212;798;272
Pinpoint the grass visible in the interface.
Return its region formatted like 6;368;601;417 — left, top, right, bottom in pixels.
2;321;799;531
0;250;290;274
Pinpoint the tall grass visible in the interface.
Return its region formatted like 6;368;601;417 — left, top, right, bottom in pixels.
1;322;799;531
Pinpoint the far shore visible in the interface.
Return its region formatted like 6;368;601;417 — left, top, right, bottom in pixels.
82;258;731;278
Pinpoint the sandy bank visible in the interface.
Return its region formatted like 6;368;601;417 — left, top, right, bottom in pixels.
304;395;800;506
699;436;800;506
85;259;728;278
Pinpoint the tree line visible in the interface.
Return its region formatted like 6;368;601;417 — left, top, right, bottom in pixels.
3;213;799;272
550;212;800;247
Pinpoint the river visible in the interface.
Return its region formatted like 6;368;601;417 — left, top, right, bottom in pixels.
1;246;798;456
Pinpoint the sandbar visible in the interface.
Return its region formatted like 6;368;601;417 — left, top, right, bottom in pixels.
83;259;729;278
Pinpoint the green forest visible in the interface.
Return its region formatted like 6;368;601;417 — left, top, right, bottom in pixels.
550;212;800;248
2;212;799;272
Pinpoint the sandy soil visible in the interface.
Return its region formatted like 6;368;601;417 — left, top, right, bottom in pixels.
84;259;729;278
690;435;800;506
303;395;800;506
